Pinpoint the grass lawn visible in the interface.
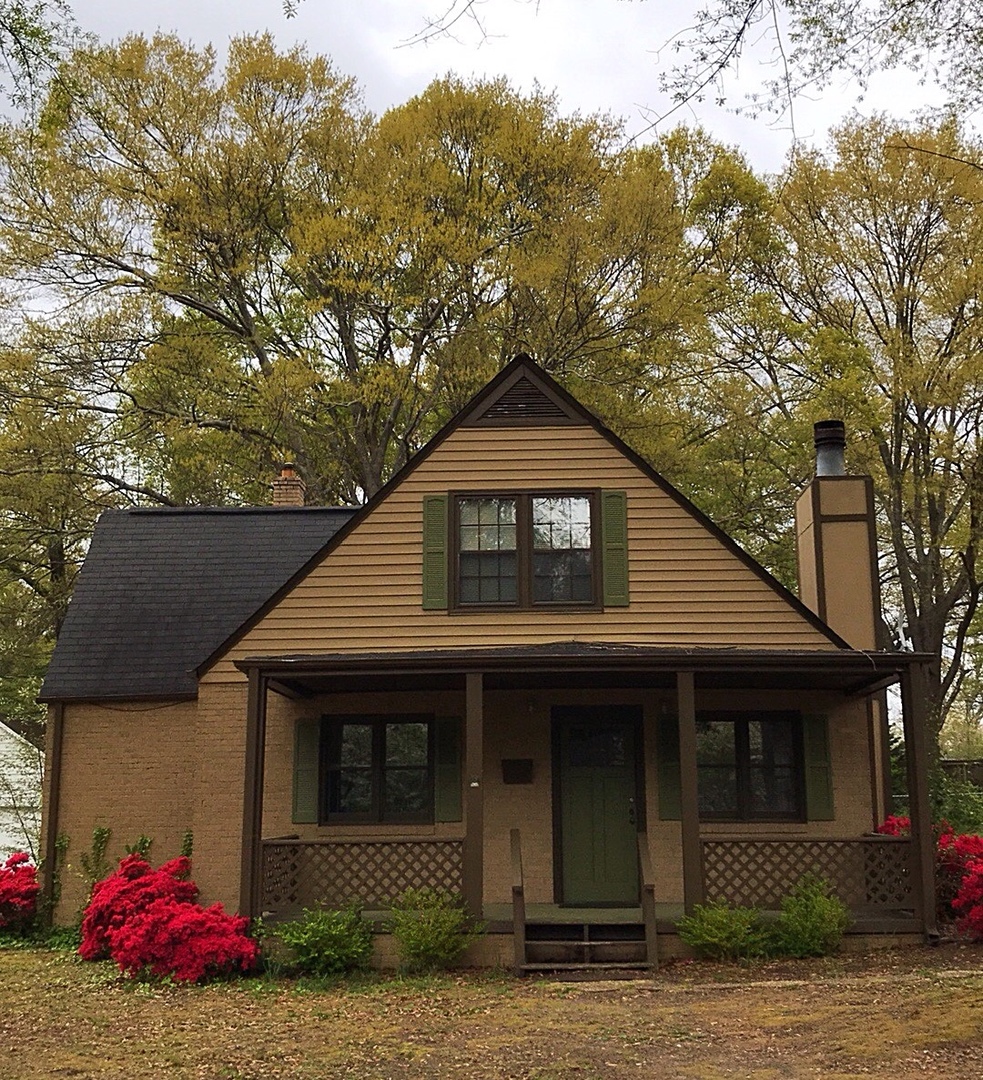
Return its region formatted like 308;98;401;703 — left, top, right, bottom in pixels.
1;944;982;1078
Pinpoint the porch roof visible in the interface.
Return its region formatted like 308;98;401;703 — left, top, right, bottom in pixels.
236;640;928;696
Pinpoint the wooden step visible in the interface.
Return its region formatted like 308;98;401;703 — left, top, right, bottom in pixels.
526;942;646;960
522;921;649;968
521;962;652;972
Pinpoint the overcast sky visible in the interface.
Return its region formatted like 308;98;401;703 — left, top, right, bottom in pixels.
67;0;950;173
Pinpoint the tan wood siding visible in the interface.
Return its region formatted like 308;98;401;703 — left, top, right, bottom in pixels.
205;427;835;680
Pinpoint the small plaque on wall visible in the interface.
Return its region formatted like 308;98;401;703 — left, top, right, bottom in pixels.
501;758;534;784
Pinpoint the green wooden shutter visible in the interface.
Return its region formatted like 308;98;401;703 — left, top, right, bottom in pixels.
422;495;449;610
434;715;462;822
657;708;682;820
802;713;835;821
292;717;321;824
601;490;629;607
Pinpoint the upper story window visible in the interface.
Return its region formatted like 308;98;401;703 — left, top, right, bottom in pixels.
456;493;595;607
420;490;628;611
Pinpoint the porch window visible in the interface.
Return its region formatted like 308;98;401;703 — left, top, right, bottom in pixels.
455;493;595;607
322;716;433;824
696;711;804;821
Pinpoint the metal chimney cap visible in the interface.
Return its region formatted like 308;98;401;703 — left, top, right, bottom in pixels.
814;420;846;476
813;420;846;446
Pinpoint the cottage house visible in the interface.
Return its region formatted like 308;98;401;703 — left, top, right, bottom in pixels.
39;356;936;968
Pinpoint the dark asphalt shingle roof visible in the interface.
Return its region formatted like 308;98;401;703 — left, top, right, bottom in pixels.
39;506;356;702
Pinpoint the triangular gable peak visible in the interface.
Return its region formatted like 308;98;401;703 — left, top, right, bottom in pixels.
200;356;849;678
460;358;585;427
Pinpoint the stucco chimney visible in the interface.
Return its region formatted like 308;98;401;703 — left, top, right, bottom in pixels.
271;463;307;507
795;421;879;650
796;421;891;826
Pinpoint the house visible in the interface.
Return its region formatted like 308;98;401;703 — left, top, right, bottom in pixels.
39;356;936;967
0;720;42;860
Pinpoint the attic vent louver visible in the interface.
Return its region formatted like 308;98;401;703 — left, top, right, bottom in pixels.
459;355;586;427
480;376;570;421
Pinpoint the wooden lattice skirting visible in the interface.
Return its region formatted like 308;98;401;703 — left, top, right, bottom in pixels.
261;839;465;916
702;836;913;912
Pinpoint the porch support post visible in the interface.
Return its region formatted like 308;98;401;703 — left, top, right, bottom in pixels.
239;667;268;920
677;670;704;913
40;702;65;926
463;671;484;918
901;660;938;939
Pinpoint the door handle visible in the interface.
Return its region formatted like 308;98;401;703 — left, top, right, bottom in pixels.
628;796;636;825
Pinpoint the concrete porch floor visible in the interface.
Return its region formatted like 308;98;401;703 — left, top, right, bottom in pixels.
480;902;919;935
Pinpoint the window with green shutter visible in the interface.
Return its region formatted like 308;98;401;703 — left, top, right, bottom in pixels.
657;708;682;821
601;490;629;606
422;496;449;609
292;717;321;824
802;714;835;820
426;490;628;610
293;713;463;826
694;711;806;822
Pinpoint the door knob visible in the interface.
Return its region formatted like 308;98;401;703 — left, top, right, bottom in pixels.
628;796;636;825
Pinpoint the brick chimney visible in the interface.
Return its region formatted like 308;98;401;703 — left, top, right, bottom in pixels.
271;463;307;507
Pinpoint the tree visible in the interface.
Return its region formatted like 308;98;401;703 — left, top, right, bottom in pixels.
767;116;983;734
662;0;983;115
0;34;707;504
0;1;74;106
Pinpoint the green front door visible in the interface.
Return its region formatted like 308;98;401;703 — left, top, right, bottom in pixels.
554;707;641;905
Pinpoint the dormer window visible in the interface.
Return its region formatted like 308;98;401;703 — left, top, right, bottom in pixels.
456;493;595;608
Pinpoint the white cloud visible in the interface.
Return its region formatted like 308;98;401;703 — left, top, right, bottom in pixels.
65;0;958;172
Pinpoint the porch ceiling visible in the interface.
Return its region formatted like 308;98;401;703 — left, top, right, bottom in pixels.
237;641;929;698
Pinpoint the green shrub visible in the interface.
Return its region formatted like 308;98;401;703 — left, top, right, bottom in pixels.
388;888;483;972
768;874;849;958
274;905;373;976
676;900;768;961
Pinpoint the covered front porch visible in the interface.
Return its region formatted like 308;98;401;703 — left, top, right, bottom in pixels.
237;643;937;967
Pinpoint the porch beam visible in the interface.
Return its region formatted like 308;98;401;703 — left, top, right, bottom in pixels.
676;670;705;913
239;668;268;920
900;661;938;939
463;671;484;918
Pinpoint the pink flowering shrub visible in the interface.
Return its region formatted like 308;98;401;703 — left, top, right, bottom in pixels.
952;859;983;941
875;816;983;937
875;815;911;836
936;830;983;873
79;854;197;961
79;854;257;982
0;852;39;931
110;897;258;982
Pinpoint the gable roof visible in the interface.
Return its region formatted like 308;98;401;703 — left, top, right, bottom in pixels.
39;506;355;702
195;356;850;673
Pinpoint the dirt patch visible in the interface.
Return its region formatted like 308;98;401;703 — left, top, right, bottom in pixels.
0;944;981;1078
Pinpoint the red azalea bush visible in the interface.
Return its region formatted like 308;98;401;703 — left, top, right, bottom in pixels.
875;815;983;939
79;853;258;982
952;859;983;940
110;897;259;982
0;852;40;931
875;815;911;836
79;854;197;961
936;829;983;873
936;829;983;916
